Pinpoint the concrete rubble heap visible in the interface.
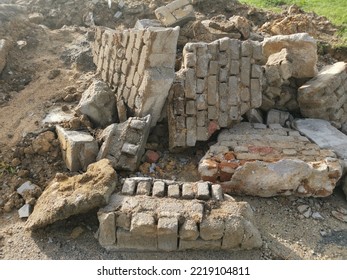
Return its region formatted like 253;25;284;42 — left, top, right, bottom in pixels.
97;177;262;251
155;0;195;27
97;115;151;171
298;62;347;128
92;25;179;126
261;33;318;112
199;122;343;197
168;38;264;149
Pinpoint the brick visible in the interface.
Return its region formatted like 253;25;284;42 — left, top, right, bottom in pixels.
186;100;196;115
185;68;196;99
197;110;207;126
136;181;152;195
122;179;136;195
196;78;205;93
98;212;116;246
179;238;221;250
211;184;223;200
182;183;195;199
208;106;218;120
117;228;157;250
200;216;225;240
197;182;210;200
207;76;218;105
196;94;208;111
130;212;156;235
196;46;209;78
168;184;180;198
240;57;251;86
157;217;178;251
186;117;197;147
179;219;199;241
153;181;166;197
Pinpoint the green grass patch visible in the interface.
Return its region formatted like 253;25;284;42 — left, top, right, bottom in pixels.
240;0;347;46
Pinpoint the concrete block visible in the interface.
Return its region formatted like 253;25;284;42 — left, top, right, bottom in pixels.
200;216;225;240
56;126;99;172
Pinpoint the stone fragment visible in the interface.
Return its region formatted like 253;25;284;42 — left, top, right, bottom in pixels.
130;212;156;235
56;126;99;172
97;212;116;247
246;109;264;123
134;19;162;29
211;184;223;201
97;115;151;171
75;80;116;127
199;123;343;197
168;184;180;198
26;159;117;230
262;33;318;78
293;118;347;159
122;179;136;195
17;181;38;197
18;204;31;218
229;16;251;39
155;1;195;27
136;181;151;195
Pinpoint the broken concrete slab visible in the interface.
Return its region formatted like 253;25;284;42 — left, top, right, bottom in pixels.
93;26;179;127
168;38;264;149
297;62;347;128
97;115;151;172
56;125;99;172
97;177;261;251
262;33;318;78
155;0;195;27
75;79;116;128
199;122;343;197
26;159;117;230
292;118;347;160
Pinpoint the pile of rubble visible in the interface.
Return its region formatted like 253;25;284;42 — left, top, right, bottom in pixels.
3;0;347;252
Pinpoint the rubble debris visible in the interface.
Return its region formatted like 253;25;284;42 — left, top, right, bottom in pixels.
97;115;151;172
262;33;318;79
56;125;99;172
18;204;32;218
134;19;162;29
42;107;75;124
266;109;293;127
297;62;347;128
228;15;252;39
16;181;41;205
168;38;264;149
26;159;117;230
93;26;179;127
97;177;262;251
293;118;347;160
155;0;195;27
199;122;342;197
75;79;117;127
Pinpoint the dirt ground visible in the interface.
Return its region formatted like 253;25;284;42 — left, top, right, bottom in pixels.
0;0;347;260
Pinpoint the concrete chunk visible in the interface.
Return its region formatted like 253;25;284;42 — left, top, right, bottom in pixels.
75;80;116;127
98;212;116;247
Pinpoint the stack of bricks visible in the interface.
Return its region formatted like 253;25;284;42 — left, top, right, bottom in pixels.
97;177;262;251
97;115;151;172
298;62;347;128
199;122;343;197
155;0;195;27
92;26;179;126
168;38;264;149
